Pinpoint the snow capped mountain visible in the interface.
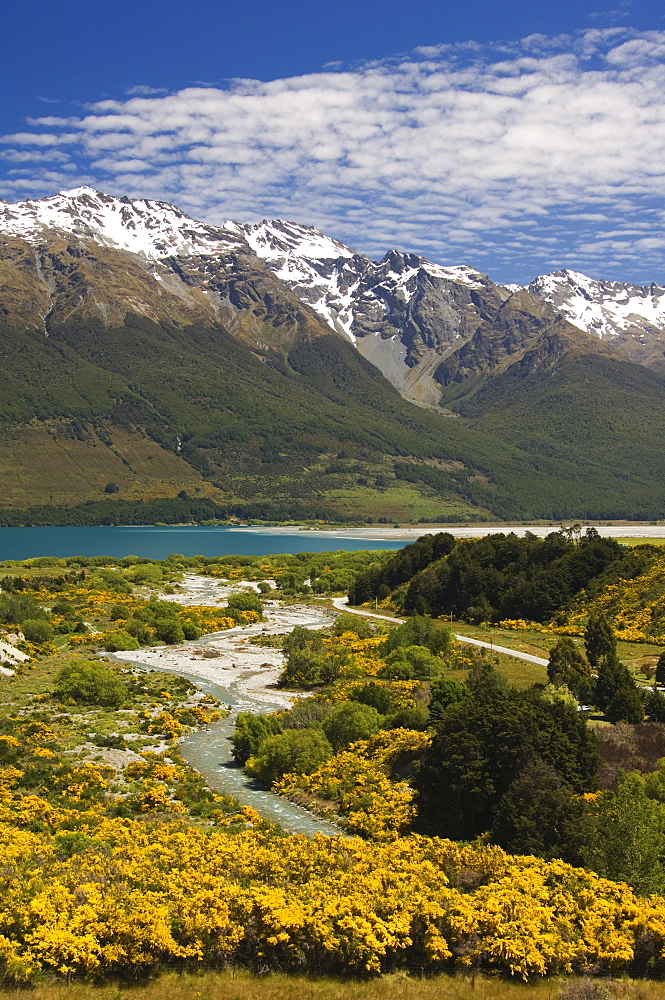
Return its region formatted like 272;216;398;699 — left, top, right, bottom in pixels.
4;186;665;400
241;218;489;344
3;187;664;351
525;269;665;352
0;186;247;259
0;187;576;407
0;188;490;347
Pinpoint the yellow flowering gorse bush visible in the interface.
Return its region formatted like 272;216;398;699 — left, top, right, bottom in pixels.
276;729;432;840
0;795;663;982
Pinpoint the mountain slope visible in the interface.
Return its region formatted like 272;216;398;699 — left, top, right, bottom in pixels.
2;187;665;522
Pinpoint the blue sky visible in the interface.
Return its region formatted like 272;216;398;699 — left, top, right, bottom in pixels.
2;0;665;284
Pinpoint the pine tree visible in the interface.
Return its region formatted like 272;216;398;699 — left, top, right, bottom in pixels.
646;689;665;722
547;637;589;686
606;686;645;724
492;757;585;864
656;649;665;686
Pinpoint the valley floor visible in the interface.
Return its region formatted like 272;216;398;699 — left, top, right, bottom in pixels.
243;523;665;541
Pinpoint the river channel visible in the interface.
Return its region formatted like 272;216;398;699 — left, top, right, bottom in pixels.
111;575;342;836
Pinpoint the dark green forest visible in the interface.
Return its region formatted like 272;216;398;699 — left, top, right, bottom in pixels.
349;529;624;622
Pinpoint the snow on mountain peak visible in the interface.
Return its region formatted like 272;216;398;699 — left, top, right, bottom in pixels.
0;187;246;259
242;219;357;263
527;268;665;342
9;187;665;358
241;230;489;342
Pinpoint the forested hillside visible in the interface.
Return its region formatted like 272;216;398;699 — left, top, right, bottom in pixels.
349;530;625;621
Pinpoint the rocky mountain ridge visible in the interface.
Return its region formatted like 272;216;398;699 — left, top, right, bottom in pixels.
2;187;665;524
3;187;665;401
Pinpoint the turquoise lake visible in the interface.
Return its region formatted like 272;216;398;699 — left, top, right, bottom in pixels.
0;525;407;561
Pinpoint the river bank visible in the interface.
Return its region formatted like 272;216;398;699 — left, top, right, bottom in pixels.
243;523;665;541
111;575;341;834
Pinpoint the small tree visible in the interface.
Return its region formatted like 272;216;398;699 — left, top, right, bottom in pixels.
332;613;373;639
231;712;282;764
246;728;333;786
227;591;263;615
384;644;441;680
595;652;635;712
646;689;665;723
492;757;585;864
428;678;471;724
547;637;589;686
350;681;393;715
21;618;54;644
383;616;451;657
104;630;140;653
582;772;665;895
466;658;508;701
153;619;185;645
322;701;384;752
283;625;322;656
584;611;617;668
606;686;645;724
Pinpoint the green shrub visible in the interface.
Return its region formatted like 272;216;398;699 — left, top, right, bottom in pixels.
231;712;282;764
0;593;46;625
383;616;452;656
125;564;163;585
227;591;263;615
55;659;127;707
384;644;441;680
246;728;333;786
104;630;141;652
153;619;185;644
21;618;54;643
350;681;393;715
332;613;374;639
182;621;202;640
321;702;385;752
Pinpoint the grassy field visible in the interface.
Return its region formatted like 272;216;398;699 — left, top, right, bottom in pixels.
321;484;484;522
438;650;548;689
452;622;664;666
0;970;658;1000
617;537;665;546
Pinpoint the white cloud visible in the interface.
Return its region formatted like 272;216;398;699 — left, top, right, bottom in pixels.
125;85;168;96
2;28;665;282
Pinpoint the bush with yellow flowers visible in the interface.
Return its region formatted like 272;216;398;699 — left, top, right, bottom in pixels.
0;799;664;983
276;729;433;840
